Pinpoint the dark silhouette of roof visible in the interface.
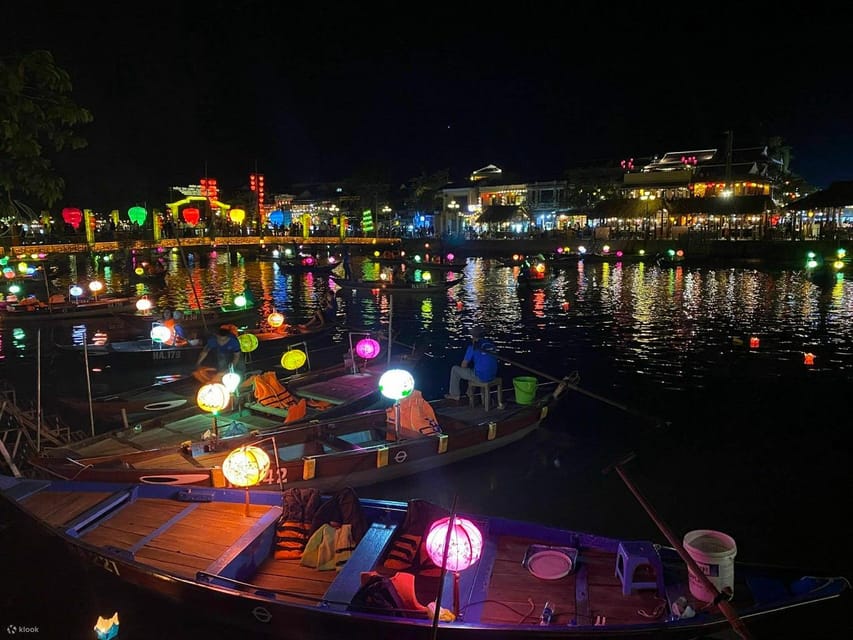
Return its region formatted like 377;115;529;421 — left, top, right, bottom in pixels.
786;181;853;210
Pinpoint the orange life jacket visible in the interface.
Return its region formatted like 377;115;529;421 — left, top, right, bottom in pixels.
254;371;297;408
385;390;440;440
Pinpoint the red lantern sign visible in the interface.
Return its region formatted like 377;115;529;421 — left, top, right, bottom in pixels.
183;207;200;226
62;207;83;230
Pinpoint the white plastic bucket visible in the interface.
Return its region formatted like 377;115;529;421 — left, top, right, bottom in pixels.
682;529;737;602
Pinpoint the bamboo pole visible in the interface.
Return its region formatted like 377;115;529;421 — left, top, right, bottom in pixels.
83;335;95;437
605;453;753;640
36;328;41;452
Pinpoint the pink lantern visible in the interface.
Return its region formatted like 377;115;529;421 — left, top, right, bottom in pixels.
62;207;83;230
182;207;200;226
355;337;381;360
425;516;483;618
446;252;455;262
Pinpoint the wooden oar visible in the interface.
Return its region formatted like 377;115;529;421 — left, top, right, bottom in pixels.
603;452;754;640
493;351;667;425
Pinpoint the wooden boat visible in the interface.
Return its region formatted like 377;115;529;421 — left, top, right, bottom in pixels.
117;303;260;335
1;472;847;639
332;275;464;294
277;256;339;273
406;260;468;273
0;294;139;325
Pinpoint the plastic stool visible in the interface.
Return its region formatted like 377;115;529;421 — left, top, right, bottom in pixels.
468;377;504;411
615;541;662;595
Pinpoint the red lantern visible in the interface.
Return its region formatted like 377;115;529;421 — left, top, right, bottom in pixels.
62;207;83;230
749;336;760;349
183;207;200;226
804;353;815;366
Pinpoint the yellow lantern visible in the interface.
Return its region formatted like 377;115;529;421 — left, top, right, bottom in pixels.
281;349;307;370
222;445;271;515
268;311;285;328
197;383;229;413
135;297;153;313
229;208;246;224
238;333;259;352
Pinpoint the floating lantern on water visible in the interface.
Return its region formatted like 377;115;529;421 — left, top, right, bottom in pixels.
425;516;483;618
562;301;570;311
222;445;271;514
281;348;307;370
238;333;259;353
355;337;381;360
456;300;464;310
268;311;285;328
750;336;760;349
804;352;815;366
93;612;120;640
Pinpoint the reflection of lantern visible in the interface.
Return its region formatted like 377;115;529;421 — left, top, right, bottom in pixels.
136;297;153;313
355;338;381;360
150;324;172;343
17;261;29;273
238;333;259;352
182;207;200;226
281;349;307;370
229;208;246;224
127;206;147;226
62;207;83;229
379;369;414;400
425;516;483;617
268;311;285;328
422;271;432;282
134;266;145;276
222;445;271;515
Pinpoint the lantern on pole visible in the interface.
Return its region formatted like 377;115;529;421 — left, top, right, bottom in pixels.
425;516;483;618
355;337;381;360
268;311;285;328
281;348;307;371
222;445;271;515
379;369;414;442
197;383;230;443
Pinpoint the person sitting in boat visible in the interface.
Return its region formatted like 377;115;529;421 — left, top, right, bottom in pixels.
445;326;498;401
163;309;188;346
195;326;243;373
301;290;337;330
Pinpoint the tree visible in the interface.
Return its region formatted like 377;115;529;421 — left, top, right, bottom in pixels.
0;50;92;234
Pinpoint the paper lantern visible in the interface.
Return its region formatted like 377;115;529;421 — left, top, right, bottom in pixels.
229;208;246;224
355;338;381;360
89;280;104;294
238;333;259;352
2;267;14;279
150;324;172;343
182;207;200;226
749;336;760;349
135;297;153;312
281;349;307;370
94;612;120;640
222;370;241;392
197;383;229;413
268;209;284;226
804;353;815;366
425;516;483;617
422;271;432;282
69;285;83;297
222;445;270;487
127;206;147;225
446;253;455;261
378;369;414;400
62;207;83;229
268;311;285;328
234;294;247;307
134;266;145;276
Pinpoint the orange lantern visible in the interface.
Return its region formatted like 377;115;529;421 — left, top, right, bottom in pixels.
803;353;815;366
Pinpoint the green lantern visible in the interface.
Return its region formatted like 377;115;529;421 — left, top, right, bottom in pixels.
128;206;148;226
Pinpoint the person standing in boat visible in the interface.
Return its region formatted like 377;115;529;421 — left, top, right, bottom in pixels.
445;326;498;400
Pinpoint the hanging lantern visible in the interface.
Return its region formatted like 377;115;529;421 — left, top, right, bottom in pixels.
355;338;381;360
425;516;483;617
222;370;242;393
222;445;270;487
127;206;148;226
182;207;200;226
378;369;414;400
281;349;307;370
268;311;285;328
197;383;230;413
62;207;83;229
229;208;246;224
150;324;173;343
238;333;259;352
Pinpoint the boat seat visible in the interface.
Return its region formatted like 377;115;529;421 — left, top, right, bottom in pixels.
615;540;663;595
468;377;503;411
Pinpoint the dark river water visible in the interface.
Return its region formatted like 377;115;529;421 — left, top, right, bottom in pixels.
1;250;851;638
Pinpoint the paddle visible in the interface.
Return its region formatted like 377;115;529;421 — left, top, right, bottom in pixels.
492;351;669;427
603;452;754;640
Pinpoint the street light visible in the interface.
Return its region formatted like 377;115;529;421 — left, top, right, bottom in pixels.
448;200;460;235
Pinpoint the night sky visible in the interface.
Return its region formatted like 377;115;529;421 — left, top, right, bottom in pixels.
6;3;852;211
